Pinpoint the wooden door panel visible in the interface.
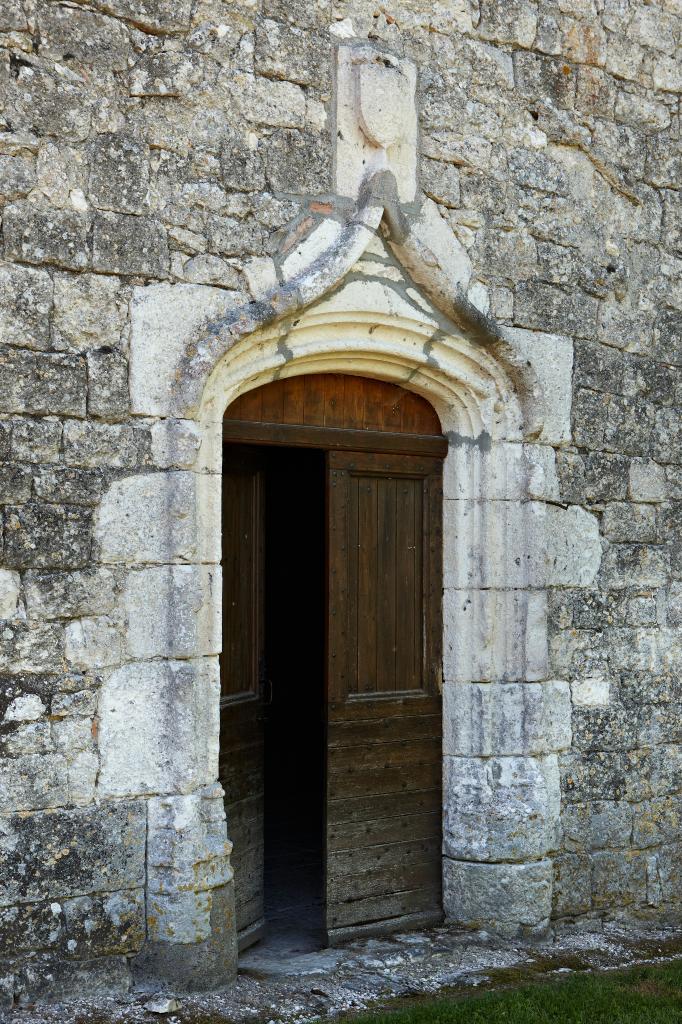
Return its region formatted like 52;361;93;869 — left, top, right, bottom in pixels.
326;450;443;942
220;448;266;950
327;810;442;851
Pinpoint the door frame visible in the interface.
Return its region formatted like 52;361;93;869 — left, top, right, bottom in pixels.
221;403;447;946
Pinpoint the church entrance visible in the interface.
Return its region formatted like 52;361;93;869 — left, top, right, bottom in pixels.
219;374;446;955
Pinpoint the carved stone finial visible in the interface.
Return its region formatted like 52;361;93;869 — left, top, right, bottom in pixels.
335;45;417;204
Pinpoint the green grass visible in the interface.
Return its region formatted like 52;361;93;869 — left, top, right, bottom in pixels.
343;961;682;1024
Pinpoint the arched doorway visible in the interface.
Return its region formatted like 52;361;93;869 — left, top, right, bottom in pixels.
220;373;446;954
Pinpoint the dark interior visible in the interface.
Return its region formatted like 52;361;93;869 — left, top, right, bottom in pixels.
262;446;326;953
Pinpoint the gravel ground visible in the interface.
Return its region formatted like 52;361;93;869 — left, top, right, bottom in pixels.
4;924;682;1024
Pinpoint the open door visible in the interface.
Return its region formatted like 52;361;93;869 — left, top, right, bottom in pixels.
325;450;443;942
220;447;267;951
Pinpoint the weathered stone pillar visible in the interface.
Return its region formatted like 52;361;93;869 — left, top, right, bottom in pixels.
440;426;601;936
94;470;237;990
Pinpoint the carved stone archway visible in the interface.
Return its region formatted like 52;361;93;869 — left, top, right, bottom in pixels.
92;45;599;991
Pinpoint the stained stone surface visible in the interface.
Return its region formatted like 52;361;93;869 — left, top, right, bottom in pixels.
0;0;681;1008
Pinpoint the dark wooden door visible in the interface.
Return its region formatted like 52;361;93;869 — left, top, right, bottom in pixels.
325;450;443;942
220;447;266;951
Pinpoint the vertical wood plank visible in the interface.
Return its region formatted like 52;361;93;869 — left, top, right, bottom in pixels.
234;387;263;422
281;375;305;423
396;477;419;690
381;383;404;432
362;378;386;430
376;475;397;693
303;374;326;424
356;475;378;694
260;379;285;422
324;374;346;428
344;375;366;429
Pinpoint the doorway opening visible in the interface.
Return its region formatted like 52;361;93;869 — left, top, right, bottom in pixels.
220;374;446;961
262;447;326;955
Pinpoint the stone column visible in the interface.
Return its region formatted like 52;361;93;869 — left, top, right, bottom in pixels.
94;470;237;990
441;432;600;936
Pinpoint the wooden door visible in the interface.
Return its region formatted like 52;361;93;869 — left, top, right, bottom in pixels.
325;450;443;942
219;447;266;950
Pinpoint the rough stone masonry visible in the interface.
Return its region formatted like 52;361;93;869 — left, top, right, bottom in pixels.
0;0;681;1010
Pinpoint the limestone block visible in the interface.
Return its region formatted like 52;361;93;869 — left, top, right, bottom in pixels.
10;418;62;464
0;753;69;813
281;219;343;282
443;442;559;501
97;659;220;798
243;257;278;299
95;472;220;565
62;889;145;957
0;350;87;418
443;500;536;589
0;801;145;909
0;154;35;203
543;504;602;586
51;716;98;805
52;272;125;353
602;503;657;543
0;621;64;673
63;420;150;469
151;420;202;469
509;148;569;195
255;19;330;88
265;128;332;194
422;157;461;208
24;568;116;620
88;134;150;215
3;694;45;723
65;616;122;670
3;202;89;271
552;854;591;918
87;351;129;419
124;565;221;659
445;500;599;589
147;890;212;944
14;955;131;1006
444;681;571;756
92;212;168;278
599;544;668;589
591;849;647;909
33;466;104;507
147;783;232;895
206;213;264;258
654;55;682;93
0;570;20;619
3;720;51;758
572;673;611;707
478;0;538;46
629;460;667;502
234;75;306;129
36;4;130;70
130;51;202;98
443;588;548;682
443;755;561;862
501;327;573;445
129;283;240;416
444;859;553;932
0;262;52;351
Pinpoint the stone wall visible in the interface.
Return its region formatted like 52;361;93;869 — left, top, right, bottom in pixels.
0;0;680;1007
